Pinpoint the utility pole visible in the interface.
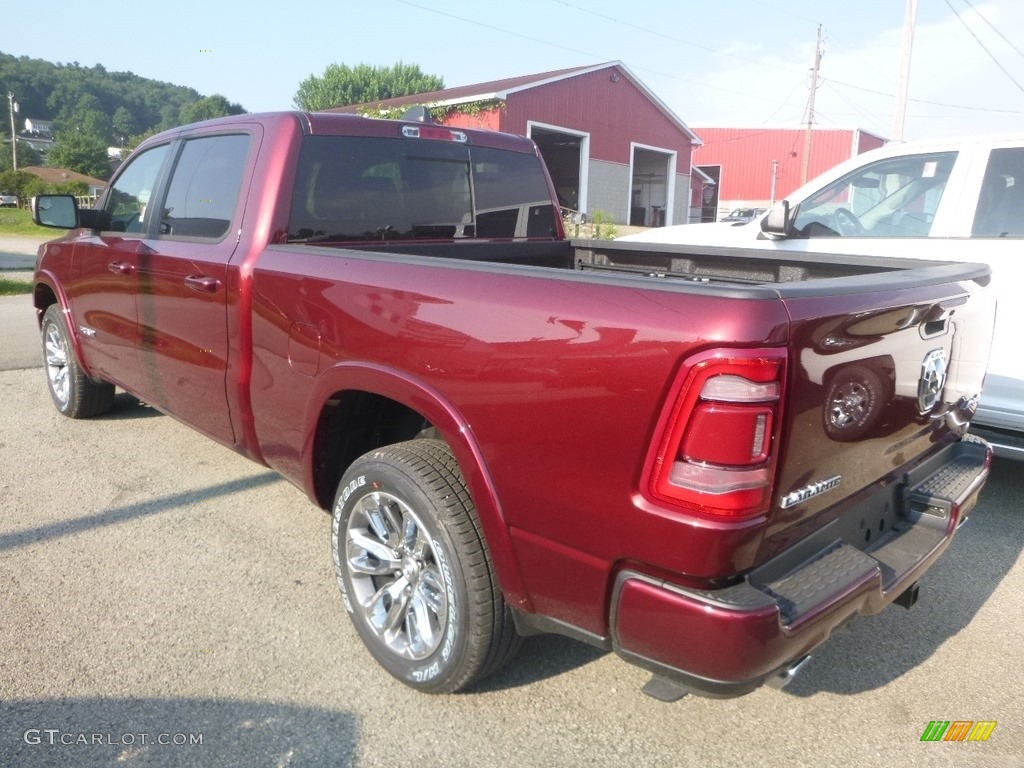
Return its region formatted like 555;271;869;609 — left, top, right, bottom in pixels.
801;24;823;186
7;91;17;171
892;0;918;141
770;159;779;204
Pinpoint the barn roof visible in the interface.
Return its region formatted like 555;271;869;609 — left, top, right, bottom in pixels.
325;61;700;144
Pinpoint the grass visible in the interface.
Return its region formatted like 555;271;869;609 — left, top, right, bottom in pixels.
0;277;33;296
0;208;51;236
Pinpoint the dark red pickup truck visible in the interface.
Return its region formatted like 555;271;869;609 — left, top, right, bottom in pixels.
31;111;995;700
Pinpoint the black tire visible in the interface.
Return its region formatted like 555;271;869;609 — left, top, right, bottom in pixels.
823;365;885;442
41;304;115;418
331;439;520;693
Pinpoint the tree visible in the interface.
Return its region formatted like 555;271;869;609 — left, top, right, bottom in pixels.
0;142;43;172
121;128;158;157
0;169;34;199
293;62;444;111
46;131;110;179
1;51;249;146
178;94;245;126
112;106;136;143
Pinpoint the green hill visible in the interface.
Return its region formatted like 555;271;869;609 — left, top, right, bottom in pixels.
0;51;246;149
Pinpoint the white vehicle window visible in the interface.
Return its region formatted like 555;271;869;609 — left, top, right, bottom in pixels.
972;147;1024;238
793;152;957;239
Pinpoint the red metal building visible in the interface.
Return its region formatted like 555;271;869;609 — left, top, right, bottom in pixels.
691;127;886;220
328;63;702;226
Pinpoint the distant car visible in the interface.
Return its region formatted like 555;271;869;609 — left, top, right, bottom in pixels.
0;193;19;208
719;207;766;224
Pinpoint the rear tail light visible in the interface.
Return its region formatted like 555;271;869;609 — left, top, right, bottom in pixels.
647;348;786;518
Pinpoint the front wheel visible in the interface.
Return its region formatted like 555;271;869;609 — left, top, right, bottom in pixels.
331;440;520;693
41;304;115;418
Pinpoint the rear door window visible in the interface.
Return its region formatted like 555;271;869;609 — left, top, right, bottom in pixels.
971;147;1024;238
158;134;251;240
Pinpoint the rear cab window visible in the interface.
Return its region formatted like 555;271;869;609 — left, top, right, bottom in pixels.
286;136;557;243
971;147;1024;238
793;152;958;238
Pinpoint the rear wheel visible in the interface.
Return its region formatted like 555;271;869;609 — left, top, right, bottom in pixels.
331;439;520;693
41;304;115;418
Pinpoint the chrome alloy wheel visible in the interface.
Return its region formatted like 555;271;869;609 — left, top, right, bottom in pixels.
828;381;869;429
345;491;448;660
44;321;70;408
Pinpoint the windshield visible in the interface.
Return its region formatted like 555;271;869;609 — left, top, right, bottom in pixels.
792;151;957;238
287;136;558;243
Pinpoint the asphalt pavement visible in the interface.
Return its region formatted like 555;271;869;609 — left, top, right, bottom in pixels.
0;234;44;269
0;295;41;370
0;293;1021;767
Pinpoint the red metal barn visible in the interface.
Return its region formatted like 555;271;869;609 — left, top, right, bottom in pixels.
328;63;702;226
691;127;886;220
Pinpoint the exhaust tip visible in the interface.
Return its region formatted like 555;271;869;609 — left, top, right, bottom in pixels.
894;581;921;609
766;654;812;690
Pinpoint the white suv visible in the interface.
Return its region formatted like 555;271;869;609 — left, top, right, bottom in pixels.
620;134;1024;457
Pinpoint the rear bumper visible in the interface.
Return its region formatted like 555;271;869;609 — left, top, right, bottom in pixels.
610;436;992;697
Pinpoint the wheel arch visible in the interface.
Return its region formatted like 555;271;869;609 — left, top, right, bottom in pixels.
33;273;97;380
823;354;895;394
304;361;532;611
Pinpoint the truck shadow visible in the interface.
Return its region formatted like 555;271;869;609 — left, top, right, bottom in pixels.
0;697;357;767
0;473;283;553
472;634;608;693
784;456;1024;697
97;392;164;420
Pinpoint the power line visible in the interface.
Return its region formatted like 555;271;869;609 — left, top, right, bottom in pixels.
960;0;1024;61
943;0;1024;94
552;0;804;76
822;81;891;136
761;79;809;123
394;0;604;63
555;0;1024;115
819;75;1024;114
396;0;1024;118
394;0;801;107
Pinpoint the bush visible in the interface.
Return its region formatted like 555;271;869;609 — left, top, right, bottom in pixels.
562;209;619;240
0;170;89;208
0;170;35;204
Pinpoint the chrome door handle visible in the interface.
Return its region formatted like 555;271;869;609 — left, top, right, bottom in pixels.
184;275;221;294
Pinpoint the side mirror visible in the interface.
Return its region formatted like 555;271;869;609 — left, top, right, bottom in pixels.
32;195;79;229
761;200;792;238
32;195;108;230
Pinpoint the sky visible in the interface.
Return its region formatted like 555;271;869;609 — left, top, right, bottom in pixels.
5;0;1024;142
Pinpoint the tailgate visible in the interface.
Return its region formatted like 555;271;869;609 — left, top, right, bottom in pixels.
760;273;995;563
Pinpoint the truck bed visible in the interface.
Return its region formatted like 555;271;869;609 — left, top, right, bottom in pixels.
314;237;991;295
